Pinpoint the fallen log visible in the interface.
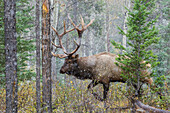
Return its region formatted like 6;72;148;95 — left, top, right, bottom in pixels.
134;100;170;113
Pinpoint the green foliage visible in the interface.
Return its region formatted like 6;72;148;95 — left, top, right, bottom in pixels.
0;0;35;87
0;0;5;86
153;0;170;85
16;0;36;81
112;0;161;98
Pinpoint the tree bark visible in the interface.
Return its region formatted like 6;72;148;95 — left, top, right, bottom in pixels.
85;29;90;56
4;0;18;112
42;0;52;112
105;0;110;52
36;0;41;112
122;0;131;49
51;0;58;84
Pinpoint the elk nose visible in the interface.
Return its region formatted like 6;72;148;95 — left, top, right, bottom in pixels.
60;69;65;74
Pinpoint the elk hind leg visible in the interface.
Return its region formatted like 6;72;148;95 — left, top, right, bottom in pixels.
87;80;98;90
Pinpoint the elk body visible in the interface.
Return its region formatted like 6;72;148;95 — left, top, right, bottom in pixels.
51;16;152;101
59;52;153;101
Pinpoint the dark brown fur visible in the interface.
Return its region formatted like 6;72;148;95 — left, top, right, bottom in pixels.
60;52;153;101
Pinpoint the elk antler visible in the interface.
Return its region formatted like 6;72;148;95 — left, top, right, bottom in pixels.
51;21;75;56
68;16;95;55
51;16;94;58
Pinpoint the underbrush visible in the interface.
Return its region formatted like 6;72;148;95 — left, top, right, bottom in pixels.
0;78;169;113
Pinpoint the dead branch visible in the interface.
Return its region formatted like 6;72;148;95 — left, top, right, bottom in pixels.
134;100;170;113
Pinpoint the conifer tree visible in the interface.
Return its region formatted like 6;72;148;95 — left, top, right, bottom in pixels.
0;0;35;86
154;0;170;84
112;0;160;98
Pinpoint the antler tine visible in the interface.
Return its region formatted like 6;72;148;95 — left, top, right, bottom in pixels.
51;52;67;58
69;38;81;55
63;21;66;34
73;39;79;46
69;15;94;32
60;21;75;37
80;16;85;29
67;16;94;55
69;16;81;30
84;19;95;30
52;21;75;38
51;26;60;37
51;41;60;48
58;38;69;55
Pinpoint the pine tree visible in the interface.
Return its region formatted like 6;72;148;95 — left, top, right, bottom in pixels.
151;0;170;108
0;0;35;86
112;0;160;98
154;0;170;84
0;0;5;86
16;0;35;81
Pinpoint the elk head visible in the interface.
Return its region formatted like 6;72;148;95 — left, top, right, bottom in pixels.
51;16;94;74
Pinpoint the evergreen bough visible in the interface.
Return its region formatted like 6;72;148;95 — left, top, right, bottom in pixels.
0;0;35;86
112;0;164;98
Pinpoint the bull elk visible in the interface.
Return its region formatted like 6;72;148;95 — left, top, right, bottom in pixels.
51;16;153;101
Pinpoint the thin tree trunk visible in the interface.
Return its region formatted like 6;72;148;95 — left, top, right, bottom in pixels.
85;29;90;56
122;13;127;48
72;0;78;87
36;0;41;112
51;4;57;84
105;0;110;52
4;0;18;112
73;0;78;51
42;0;52;112
122;0;131;48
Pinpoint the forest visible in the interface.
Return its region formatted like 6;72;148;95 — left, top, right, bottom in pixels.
0;0;169;112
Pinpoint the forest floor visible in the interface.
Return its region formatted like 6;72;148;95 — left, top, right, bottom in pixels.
0;78;169;113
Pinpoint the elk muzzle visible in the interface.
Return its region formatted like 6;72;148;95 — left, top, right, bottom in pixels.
60;68;65;74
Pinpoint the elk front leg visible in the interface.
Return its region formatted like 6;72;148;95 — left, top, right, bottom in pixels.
103;83;110;100
87;80;105;101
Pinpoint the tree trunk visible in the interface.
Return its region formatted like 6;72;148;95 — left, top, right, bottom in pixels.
72;0;78;51
122;13;127;48
42;0;52;112
85;29;90;56
51;0;59;84
4;0;18;112
122;0;131;48
72;0;78;86
36;0;41;112
105;0;110;52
